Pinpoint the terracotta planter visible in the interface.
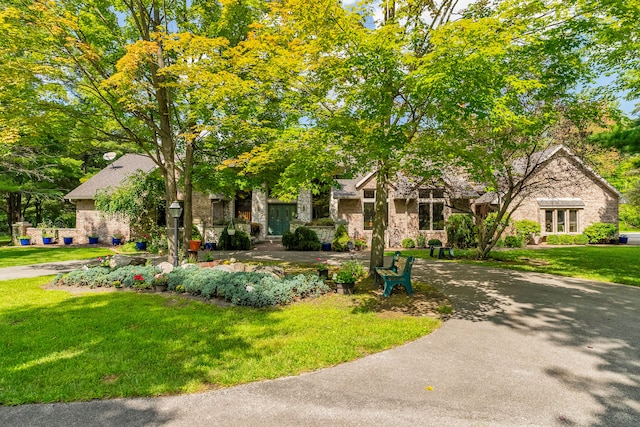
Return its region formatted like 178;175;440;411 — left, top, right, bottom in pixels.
189;240;201;251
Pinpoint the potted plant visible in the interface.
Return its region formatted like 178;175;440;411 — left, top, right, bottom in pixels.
87;234;99;244
316;258;329;279
333;259;365;295
63;236;74;245
416;234;426;248
152;273;169;292
18;235;31;246
333;269;356;294
136;234;149;251
42;229;56;245
619;234;629;244
112;232;124;246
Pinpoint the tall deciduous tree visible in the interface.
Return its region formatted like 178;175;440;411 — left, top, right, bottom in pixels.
233;0;601;266
5;0;265;255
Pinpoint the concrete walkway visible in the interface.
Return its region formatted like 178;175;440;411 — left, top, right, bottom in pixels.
1;253;639;426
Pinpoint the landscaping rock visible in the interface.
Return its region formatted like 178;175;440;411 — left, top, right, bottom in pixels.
110;255;132;268
157;262;174;274
252;265;285;278
129;257;147;266
212;265;235;273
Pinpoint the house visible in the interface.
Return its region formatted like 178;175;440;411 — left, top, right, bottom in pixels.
65;153;313;243
65;154;157;242
330;145;620;247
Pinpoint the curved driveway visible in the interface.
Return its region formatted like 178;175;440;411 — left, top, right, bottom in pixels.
1;255;639;426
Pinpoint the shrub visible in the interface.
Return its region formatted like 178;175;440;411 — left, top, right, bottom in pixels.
308;217;335;226
332;224;350;252
55;264;331;308
514;219;541;244
558;234;575;245
217;228;251;250
282;226;321;251
504;235;524;248
546;234;560;245
583;222;617;244
427;239;442;247
574;234;589;245
401;238;416;248
415;234;426;248
445;214;476;249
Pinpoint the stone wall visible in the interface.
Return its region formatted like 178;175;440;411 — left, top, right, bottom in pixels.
509;154;619;235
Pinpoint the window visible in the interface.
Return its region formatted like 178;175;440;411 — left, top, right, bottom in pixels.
544;209;580;234
419;188;445;231
363;189;375;230
364;202;375;230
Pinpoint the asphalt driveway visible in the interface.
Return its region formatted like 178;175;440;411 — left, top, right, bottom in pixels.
1;256;639;426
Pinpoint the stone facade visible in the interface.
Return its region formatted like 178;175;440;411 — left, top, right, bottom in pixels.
331;147;620;247
509;152;619;236
75;200;131;243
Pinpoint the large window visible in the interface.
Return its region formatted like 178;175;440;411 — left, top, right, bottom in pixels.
419;188;445;231
544;209;580;234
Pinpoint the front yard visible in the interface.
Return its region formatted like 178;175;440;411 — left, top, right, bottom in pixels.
0;274;442;405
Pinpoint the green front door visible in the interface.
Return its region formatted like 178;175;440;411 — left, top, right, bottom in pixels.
268;204;297;235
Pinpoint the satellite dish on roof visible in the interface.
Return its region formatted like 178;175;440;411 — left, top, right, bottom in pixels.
103;152;117;161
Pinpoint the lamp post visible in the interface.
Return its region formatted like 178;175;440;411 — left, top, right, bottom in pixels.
169;201;183;267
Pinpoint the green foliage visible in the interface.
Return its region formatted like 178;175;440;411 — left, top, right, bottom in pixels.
445;214;476;249
547;234;590;245
308;217;335;226
217;229;251;250
282;227;321;251
332;224;350;252
55;265;160;288
583;222;618;244
504;235;524;248
334;259;366;284
620;204;640;229
57;264;330;308
514;219;541;244
427;239;443;247
94;170;165;237
401;238;416;248
415;234;426;248
574;234;589;245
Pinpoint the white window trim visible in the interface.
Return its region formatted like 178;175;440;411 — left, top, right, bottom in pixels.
541;208;582;235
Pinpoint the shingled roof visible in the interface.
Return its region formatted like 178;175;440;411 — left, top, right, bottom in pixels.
65;154;157;201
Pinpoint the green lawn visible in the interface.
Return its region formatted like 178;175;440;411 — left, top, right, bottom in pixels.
0;247;113;268
397;246;640;286
0;276;440;405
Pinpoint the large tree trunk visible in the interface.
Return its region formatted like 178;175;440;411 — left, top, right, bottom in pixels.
369;163;389;273
183;141;194;248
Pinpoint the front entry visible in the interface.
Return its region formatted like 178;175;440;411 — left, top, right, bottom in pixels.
268;204;297;235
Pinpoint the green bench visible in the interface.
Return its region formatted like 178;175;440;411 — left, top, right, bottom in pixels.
374;252;415;297
430;245;454;259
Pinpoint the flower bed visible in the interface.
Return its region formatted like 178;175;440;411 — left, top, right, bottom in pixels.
54;263;330;308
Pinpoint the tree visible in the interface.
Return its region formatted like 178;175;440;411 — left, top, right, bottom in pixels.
231;0;601;266
4;0;266;255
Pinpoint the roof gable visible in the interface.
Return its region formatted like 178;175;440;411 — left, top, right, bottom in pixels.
65;154;158;201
